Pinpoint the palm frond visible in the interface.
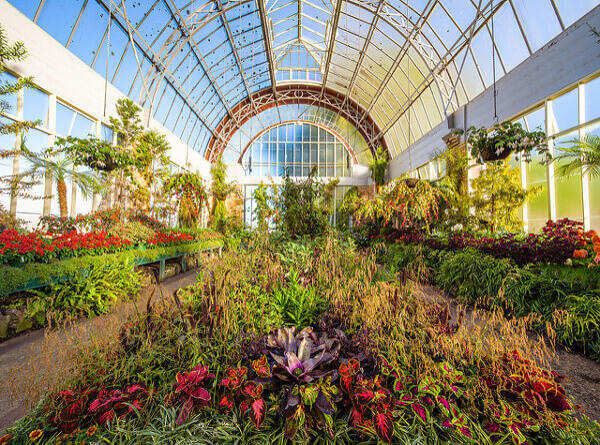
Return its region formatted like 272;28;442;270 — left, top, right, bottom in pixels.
554;134;600;178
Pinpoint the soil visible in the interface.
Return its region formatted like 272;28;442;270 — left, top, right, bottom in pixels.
416;283;600;422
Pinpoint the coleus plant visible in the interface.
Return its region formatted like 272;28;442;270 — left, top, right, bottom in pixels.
219;363;268;428
170;364;214;426
341;360;395;443
49;384;149;432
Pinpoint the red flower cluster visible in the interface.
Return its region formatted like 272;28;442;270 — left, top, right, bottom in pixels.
146;231;194;247
0;229;132;266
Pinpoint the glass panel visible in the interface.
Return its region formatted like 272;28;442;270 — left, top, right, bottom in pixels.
24;87;50;128
554;131;583;222
18;128;50;225
585;76;600;123
586;124;600;230
101;124;113;142
0;71;18;117
526;147;549;232
0;130;16;211
550;88;578;134
56;102;75;136
512;0;562;53
71;113;94;138
36;0;84;46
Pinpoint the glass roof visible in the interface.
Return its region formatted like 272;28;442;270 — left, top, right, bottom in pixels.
10;0;599;160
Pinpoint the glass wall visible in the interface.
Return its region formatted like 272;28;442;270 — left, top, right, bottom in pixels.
408;71;600;233
241;122;352;178
1;73;107;227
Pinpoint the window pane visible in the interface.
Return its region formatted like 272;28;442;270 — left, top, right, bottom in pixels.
554;132;583;222
0;129;16;210
18;128;50;225
56;102;75;136
550;88;578;135
24;87;50;129
585;76;600;123
0;71;18;117
71;113;94;138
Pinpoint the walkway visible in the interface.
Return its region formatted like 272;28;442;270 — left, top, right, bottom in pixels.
0;268;200;433
417;283;600;421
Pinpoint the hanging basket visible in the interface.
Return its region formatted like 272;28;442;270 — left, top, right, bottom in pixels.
478;143;512;162
84;156;119;172
402;178;420;188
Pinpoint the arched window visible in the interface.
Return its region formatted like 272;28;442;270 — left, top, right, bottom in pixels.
241;122;353;178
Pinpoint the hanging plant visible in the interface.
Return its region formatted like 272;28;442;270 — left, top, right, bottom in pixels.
368;146;388;191
458;121;549;164
163;172;207;228
356;178;445;232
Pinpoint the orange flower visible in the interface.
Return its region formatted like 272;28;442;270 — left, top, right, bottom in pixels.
0;433;13;445
86;426;97;435
29;430;43;441
573;249;588;259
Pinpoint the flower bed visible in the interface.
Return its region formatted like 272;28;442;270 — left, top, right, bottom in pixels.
0;229;131;266
0;238;224;298
383;242;600;361
395;219;592;267
3;236;598;444
0;228;213;267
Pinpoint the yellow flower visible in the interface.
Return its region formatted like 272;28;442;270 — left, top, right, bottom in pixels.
86;426;97;435
0;433;14;445
29;430;43;441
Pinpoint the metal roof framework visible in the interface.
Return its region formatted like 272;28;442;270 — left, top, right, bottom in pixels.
11;0;598;162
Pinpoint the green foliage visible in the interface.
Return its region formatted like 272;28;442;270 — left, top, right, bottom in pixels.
108;221;156;244
470;160;540;233
272;269;328;328
252;181;278;231
357;178;444;233
460;120;548;164
53;136;137;172
368;146;388;189
554;134;600;179
210;155;238;232
163;172;207;229
385;242;600;361
0;239;224;298
0;25;40;200
277;169;330;238
18;141;103;217
109;99;144;149
25;258;141;326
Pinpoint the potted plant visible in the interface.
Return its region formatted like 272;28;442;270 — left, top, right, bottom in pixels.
458;121;548;164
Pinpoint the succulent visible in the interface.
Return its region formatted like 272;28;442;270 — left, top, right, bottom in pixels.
267;327;341;383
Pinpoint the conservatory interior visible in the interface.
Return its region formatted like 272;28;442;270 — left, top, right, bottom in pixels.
0;0;600;443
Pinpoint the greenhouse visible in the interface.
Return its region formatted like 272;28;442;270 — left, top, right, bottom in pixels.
0;0;600;443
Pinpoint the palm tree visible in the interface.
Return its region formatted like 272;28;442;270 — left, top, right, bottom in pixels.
19;138;102;218
554;134;600;179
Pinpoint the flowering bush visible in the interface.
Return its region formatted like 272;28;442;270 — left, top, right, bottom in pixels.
398;219;588;266
146;230;193;247
39;209;166;233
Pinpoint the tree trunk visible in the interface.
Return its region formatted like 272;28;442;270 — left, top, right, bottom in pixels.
57;179;68;218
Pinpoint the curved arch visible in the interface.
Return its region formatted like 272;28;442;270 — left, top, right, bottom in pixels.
237;120;359;165
206;84;389;162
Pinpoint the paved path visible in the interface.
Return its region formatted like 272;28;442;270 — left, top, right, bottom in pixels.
416;283;600;421
0;268;200;433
